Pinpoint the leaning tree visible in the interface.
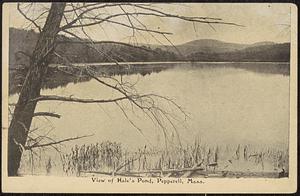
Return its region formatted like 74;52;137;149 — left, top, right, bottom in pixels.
8;2;240;176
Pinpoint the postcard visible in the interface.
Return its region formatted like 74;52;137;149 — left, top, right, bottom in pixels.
1;2;297;193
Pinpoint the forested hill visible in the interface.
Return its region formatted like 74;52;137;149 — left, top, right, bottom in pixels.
187;43;290;62
150;39;290;62
9;28;179;68
9;28;290;68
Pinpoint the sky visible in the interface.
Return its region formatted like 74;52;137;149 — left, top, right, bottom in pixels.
8;3;292;45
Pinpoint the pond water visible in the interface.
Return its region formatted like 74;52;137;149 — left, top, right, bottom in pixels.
10;63;290;152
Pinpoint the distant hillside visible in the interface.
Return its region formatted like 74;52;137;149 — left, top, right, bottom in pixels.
9;28;39;67
249;41;275;47
154;39;248;56
9;28;290;68
187;43;290;62
151;39;288;58
9;28;179;68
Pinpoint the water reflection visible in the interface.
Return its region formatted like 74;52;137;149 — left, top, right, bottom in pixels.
9;62;289;95
9;64;290;151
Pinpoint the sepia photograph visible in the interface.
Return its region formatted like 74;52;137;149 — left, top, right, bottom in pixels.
1;2;297;193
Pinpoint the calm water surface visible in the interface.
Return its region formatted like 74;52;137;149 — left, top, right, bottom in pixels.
10;64;289;151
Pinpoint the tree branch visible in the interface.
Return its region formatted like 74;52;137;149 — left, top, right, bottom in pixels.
15;51;32;58
56;40;158;54
60;3;130;30
25;134;94;150
30;95;135;104
64;15;173;35
33;112;61;118
17;3;42;32
129;4;243;26
67;6;243;31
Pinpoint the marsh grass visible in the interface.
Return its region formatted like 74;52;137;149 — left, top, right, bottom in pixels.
57;140;288;177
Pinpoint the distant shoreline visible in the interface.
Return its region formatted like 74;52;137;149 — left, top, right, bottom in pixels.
48;61;290;68
9;61;290;95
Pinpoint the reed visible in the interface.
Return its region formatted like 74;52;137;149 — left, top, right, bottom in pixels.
60;140;289;177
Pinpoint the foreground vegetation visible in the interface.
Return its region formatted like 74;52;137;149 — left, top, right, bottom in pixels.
19;140;289;178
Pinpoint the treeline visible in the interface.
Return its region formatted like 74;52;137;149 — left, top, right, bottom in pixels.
51;43;180;64
9;28;180;68
187;43;290;62
10;28;289;68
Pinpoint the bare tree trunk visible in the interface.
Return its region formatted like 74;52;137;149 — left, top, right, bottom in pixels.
8;3;66;176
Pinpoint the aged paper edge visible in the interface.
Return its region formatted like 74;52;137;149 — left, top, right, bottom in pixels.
1;3;298;193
